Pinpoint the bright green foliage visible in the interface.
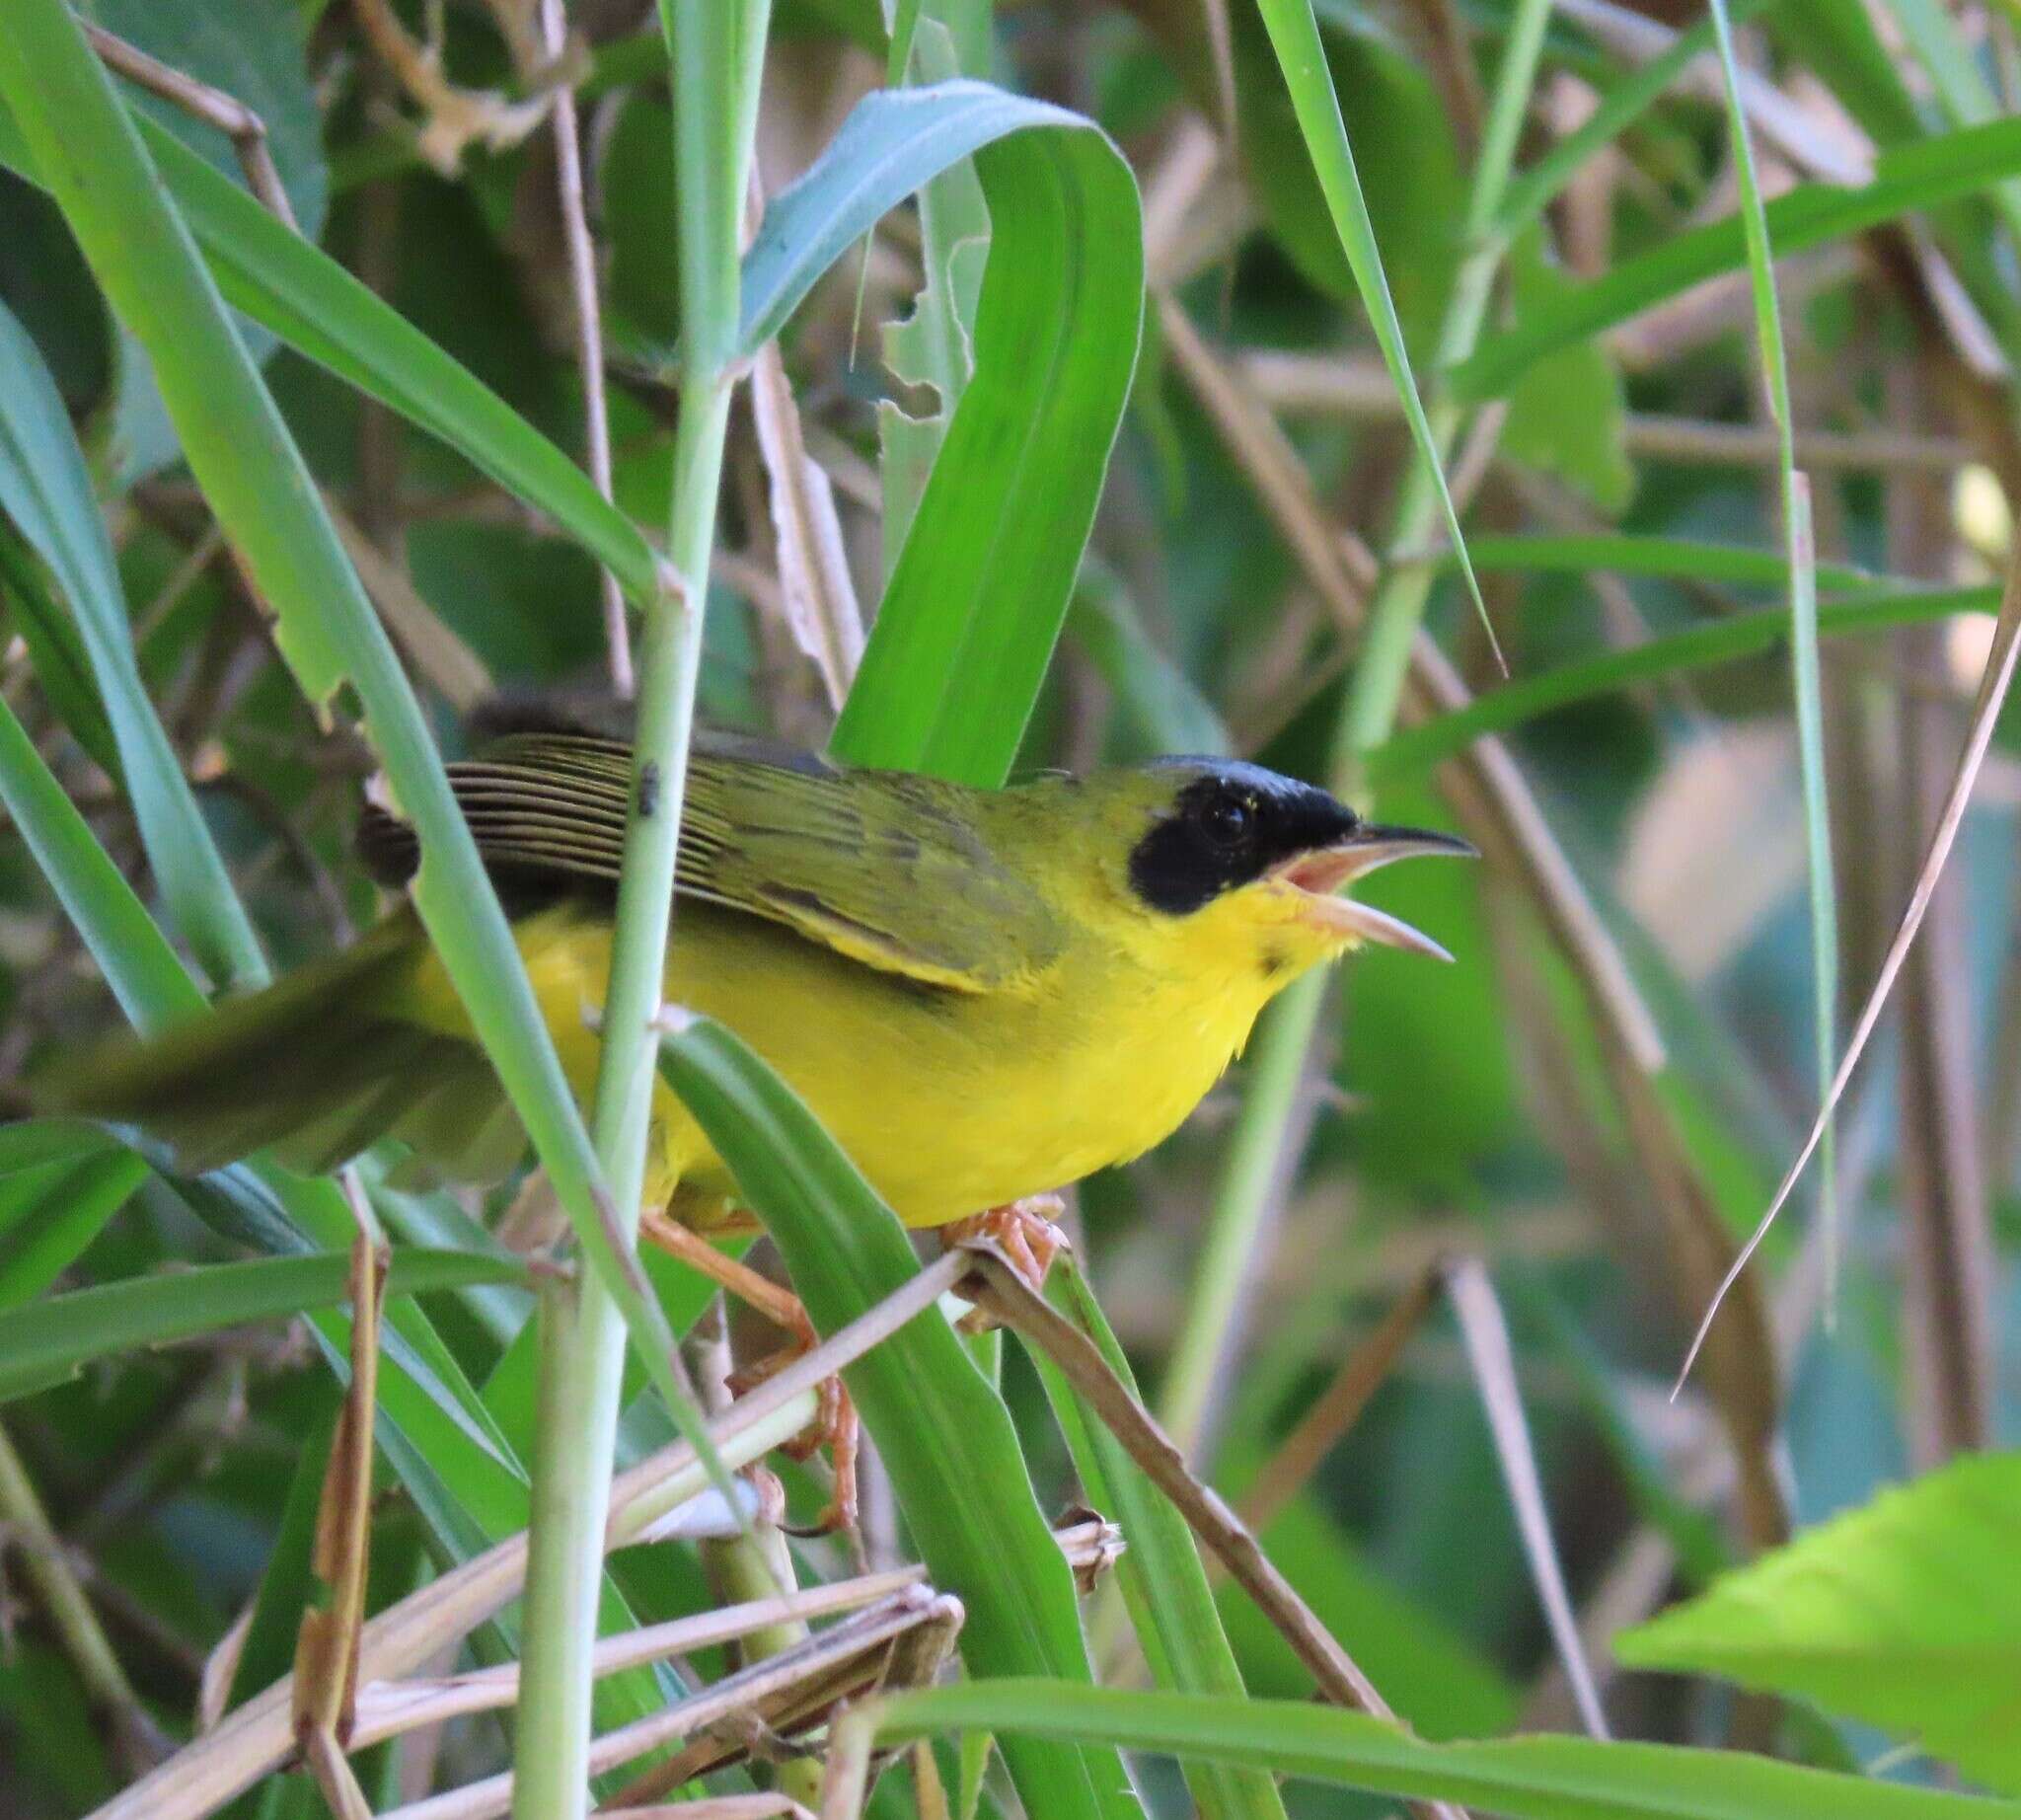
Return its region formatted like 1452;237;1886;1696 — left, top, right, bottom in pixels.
1619;1454;2021;1794
870;1682;2021;1819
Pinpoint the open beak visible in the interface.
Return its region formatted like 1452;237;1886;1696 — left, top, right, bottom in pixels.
1271;823;1476;961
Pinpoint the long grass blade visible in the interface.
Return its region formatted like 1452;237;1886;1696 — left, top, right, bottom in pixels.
1677;554;2021;1394
0;298;264;990
1702;0;1840;1314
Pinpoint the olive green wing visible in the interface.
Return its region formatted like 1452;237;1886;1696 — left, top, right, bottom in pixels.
360;727;1065;992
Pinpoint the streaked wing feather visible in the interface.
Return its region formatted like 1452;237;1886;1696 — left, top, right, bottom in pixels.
381;729;1060;990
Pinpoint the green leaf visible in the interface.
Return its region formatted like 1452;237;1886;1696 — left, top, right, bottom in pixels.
0;100;660;612
0;524;118;777
1497;238;1633;516
656;1017;1144;1820
0;295;266;990
1034;1259;1289;1820
1368;582;1996;782
0;690;207;1036
1618;1452;2021;1794
1248;0;1493;655
830;99;1144;784
87;0;327;485
1456;532;1877;591
0;1248;527;1403
739;78;1050;360
0;1148;147;1310
1456;114;2021;401
0;1119;123;1178
869;1682;2019;1819
0;0;707;1477
1491;0;1771;240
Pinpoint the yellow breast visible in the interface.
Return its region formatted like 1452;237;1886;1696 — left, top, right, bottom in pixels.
498;899;1289;1231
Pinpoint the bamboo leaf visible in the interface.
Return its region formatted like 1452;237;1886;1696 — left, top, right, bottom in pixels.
866;1682;2014;1819
1248;0;1495;661
829;101;1144;783
0;1249;527;1403
1456;114;2021;401
0;296;265;989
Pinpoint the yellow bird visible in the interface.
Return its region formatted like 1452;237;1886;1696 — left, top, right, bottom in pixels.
51;716;1468;1511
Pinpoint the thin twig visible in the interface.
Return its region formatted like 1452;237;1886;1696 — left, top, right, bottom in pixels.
381;1591;964;1820
0;1421;170;1776
1236;1262;1444;1536
83;23;298;227
1677;549;2021;1393
1238;349;1976;475
535;0;633;695
88;1254;971;1820
956;1248;1466;1820
1444;1260;1609;1741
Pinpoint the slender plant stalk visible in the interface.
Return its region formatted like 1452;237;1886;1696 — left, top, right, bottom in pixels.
508;3;770;1814
0;1421;158;1760
1701;0;1839;1305
1158;0;1557;1458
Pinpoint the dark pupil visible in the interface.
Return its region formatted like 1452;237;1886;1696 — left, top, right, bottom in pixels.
1203;796;1250;847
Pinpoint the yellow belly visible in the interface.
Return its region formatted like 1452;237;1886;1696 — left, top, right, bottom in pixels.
487;903;1272;1230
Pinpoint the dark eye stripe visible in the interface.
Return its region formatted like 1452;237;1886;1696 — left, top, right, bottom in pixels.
1126;768;1361;916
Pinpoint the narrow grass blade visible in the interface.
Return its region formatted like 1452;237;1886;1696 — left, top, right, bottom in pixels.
1249;0;1498;667
1368;582;1995;781
0;1249;525;1403
656;1016;1143;1820
1701;0;1838;1300
866;1682;2009;1819
1456;531;1874;590
1492;0;1771;240
0;1120;120;1177
0;100;660;612
1677;557;2021;1394
0;0;710;1481
0;529;119;777
1456;114;2021;401
0;1148;148;1310
0;691;206;1036
0;297;264;989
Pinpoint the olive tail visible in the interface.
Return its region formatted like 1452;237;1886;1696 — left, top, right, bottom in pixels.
38;914;518;1182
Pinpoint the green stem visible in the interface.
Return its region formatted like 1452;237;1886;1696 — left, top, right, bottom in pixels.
1157;0;1555;1460
0;1421;156;1754
508;4;768;1814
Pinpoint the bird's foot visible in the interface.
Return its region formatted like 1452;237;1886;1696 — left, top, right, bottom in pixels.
724;1304;860;1537
640;1211;858;1534
943;1194;1070;1332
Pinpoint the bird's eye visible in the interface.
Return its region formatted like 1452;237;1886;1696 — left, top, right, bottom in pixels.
1200;794;1252;849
